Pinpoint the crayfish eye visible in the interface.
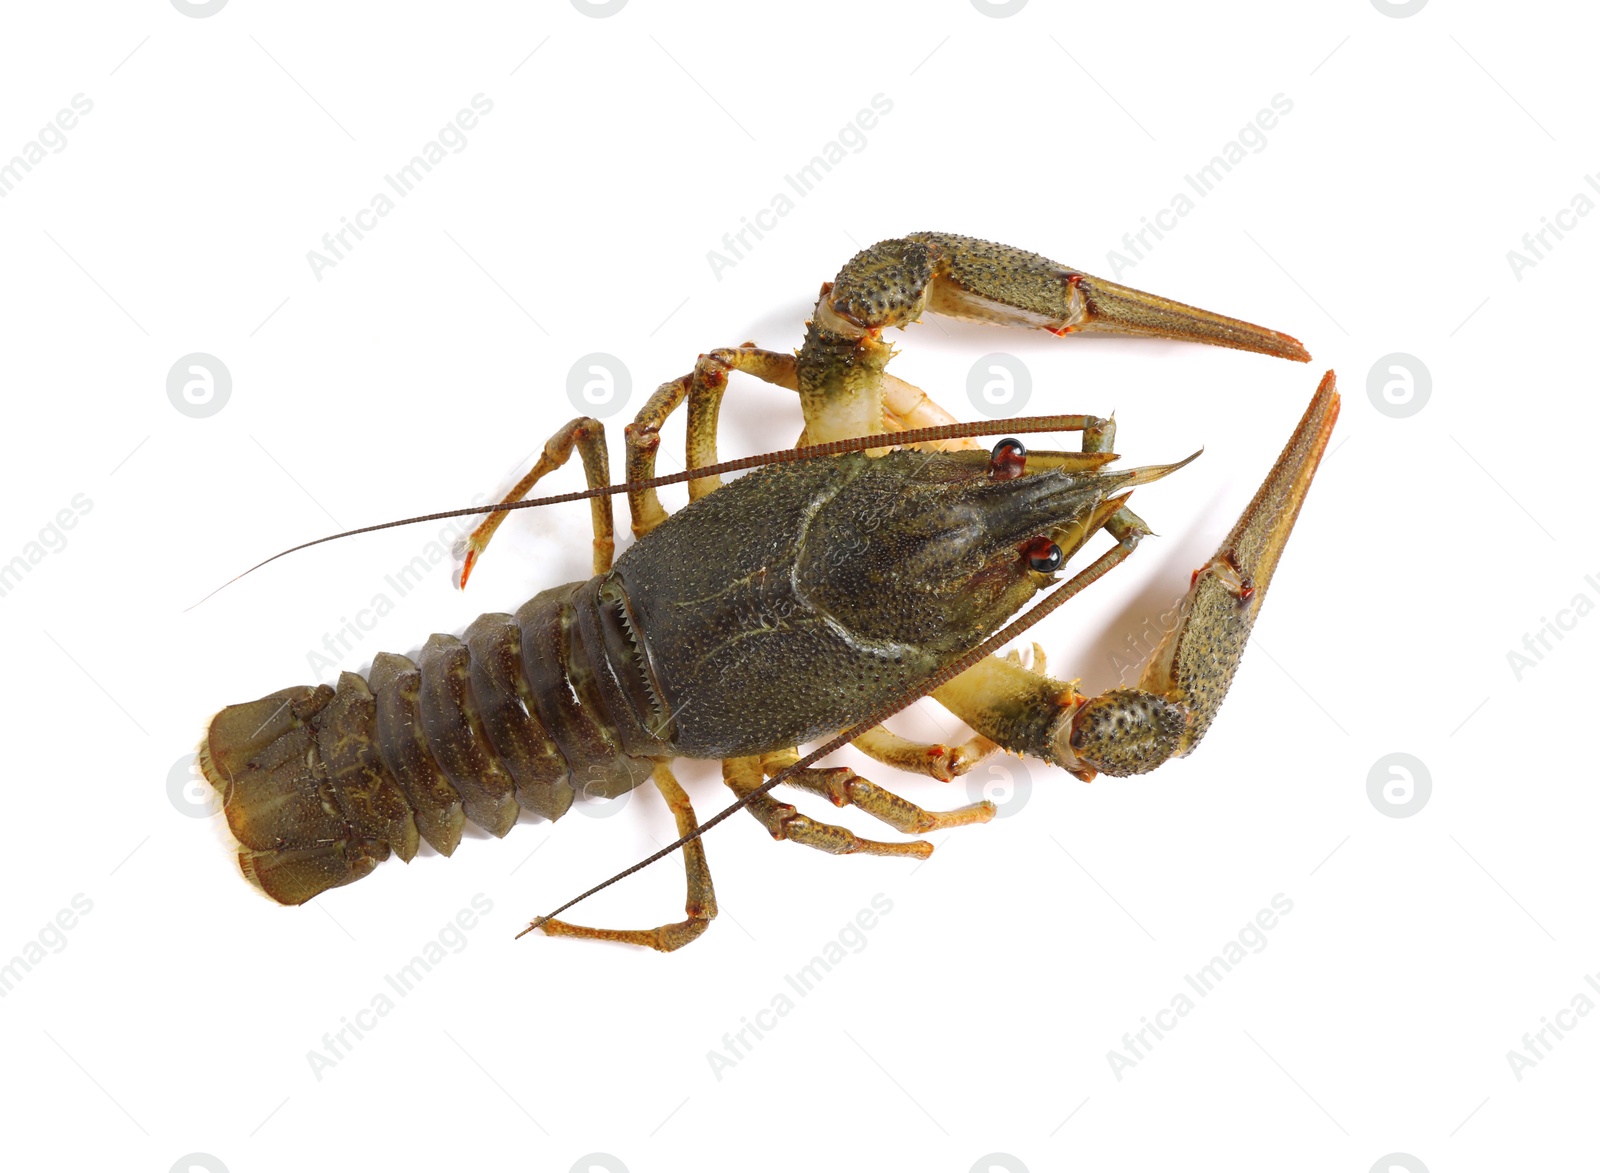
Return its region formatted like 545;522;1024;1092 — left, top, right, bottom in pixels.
988;437;1027;481
1023;536;1063;573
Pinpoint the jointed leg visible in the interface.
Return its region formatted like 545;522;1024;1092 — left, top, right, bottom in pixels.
723;756;933;859
458;416;614;588
850;724;997;782
723;743;997;858
537;763;717;952
877;372;981;452
782;766;995;834
684;347;796;500
623;346;797;537
846;645;1045;781
618;335;976;545
624;374;691;538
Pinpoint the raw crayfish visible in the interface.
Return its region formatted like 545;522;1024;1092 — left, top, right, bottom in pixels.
199;232;1338;951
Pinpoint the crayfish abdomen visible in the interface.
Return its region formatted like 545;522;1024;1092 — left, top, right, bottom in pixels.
199;581;663;905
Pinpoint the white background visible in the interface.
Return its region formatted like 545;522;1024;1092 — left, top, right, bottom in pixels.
1;1;1595;1171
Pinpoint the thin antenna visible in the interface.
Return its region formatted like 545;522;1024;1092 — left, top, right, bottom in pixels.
516;518;1144;939
186;414;1107;612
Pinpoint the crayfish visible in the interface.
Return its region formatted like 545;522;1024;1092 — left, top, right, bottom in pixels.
199;232;1337;951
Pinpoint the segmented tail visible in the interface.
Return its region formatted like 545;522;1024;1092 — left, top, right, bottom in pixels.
198;603;612;905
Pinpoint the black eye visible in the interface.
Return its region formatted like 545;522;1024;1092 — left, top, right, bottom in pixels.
989;437;1026;481
1023;536;1062;573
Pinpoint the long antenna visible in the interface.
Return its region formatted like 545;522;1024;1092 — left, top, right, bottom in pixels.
516;517;1144;939
186;414;1108;612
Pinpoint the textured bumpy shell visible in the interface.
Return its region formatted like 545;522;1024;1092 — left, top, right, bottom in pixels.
200;447;1111;904
618;452;946;758
197;458;881;904
1137;376;1340;753
825;237;937;329
618;449;1110;758
1067;689;1188;778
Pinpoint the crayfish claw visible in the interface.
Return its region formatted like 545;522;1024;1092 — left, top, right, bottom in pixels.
1050;373;1339;776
